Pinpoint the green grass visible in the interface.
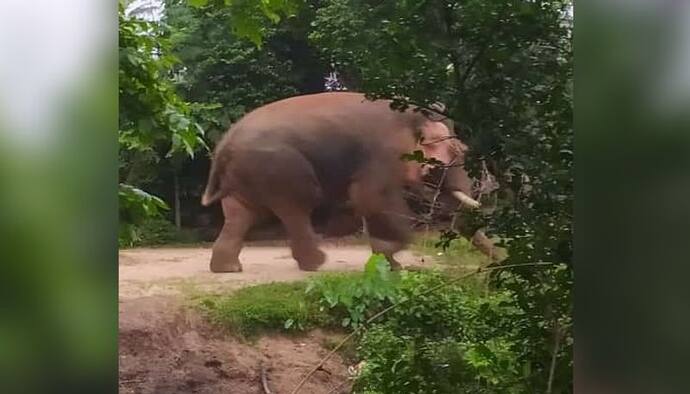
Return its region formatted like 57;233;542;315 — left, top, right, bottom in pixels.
199;280;332;338
197;240;498;340
413;232;492;268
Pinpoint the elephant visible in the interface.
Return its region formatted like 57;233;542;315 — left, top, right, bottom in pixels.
200;92;489;272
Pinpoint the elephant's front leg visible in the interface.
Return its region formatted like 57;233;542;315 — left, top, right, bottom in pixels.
470;230;500;261
210;196;257;273
274;206;326;271
453;212;500;262
358;190;413;271
369;236;406;271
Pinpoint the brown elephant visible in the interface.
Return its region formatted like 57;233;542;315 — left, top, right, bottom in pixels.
201;92;486;272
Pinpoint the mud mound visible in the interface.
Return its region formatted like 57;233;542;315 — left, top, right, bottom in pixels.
119;296;351;394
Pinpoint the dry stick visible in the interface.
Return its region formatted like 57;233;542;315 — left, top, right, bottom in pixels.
420;159;453;249
260;363;273;394
326;379;351;394
546;320;563;394
289;261;558;394
425;162;451;232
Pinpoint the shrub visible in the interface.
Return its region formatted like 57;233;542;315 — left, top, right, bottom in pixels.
306;254;399;329
352;271;529;394
118;218;200;248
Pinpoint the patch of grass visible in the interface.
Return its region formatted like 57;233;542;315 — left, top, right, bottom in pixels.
199;281;333;338
414;232;491;268
198;254;494;342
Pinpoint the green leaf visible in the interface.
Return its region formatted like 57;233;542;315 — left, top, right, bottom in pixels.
364;253;388;277
188;0;209;8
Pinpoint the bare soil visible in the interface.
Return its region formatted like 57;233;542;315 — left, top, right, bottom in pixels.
119;241;429;393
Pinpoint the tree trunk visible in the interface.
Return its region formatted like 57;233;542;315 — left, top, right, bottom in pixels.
173;171;181;229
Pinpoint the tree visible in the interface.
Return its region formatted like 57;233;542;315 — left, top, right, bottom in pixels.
164;0;306;143
119;1;207;244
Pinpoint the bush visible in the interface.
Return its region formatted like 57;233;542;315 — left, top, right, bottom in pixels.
353;271;528;394
345;267;572;394
118;218;200;248
306;254;399;329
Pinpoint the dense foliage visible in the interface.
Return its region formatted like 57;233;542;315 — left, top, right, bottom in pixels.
119;2;208;244
355;271;530;393
306;2;574;391
308;255;572;392
164;0;307;142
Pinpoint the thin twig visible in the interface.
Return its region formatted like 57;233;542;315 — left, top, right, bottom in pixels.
120;378;146;384
419;135;461;145
546;320;563;394
326;379;351;394
289;261;558;394
424;159;454;232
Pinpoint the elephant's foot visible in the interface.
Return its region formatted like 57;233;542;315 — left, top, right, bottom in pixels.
294;247;327;271
370;238;405;271
209;256;243;273
388;257;403;271
471;230;503;262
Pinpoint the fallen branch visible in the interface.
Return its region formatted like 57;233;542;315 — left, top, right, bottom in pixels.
326;379;352;394
260;363;272;394
289;261;558;394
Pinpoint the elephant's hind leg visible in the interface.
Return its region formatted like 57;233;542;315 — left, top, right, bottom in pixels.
210;196;257;273
274;206;326;271
249;147;326;271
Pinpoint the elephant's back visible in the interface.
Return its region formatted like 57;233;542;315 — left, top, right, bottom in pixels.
224;92;413;198
231;92;412;137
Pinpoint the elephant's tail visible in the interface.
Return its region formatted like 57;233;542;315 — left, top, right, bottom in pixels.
201;154;229;206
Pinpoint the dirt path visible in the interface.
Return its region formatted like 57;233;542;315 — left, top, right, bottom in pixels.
119;242;428;300
119;243;429;393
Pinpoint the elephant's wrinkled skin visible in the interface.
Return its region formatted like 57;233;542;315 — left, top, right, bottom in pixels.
201;92;484;272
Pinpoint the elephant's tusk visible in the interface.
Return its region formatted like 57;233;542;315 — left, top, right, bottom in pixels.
452;191;481;209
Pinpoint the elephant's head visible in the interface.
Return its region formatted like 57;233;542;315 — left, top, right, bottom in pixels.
406;115;481;210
